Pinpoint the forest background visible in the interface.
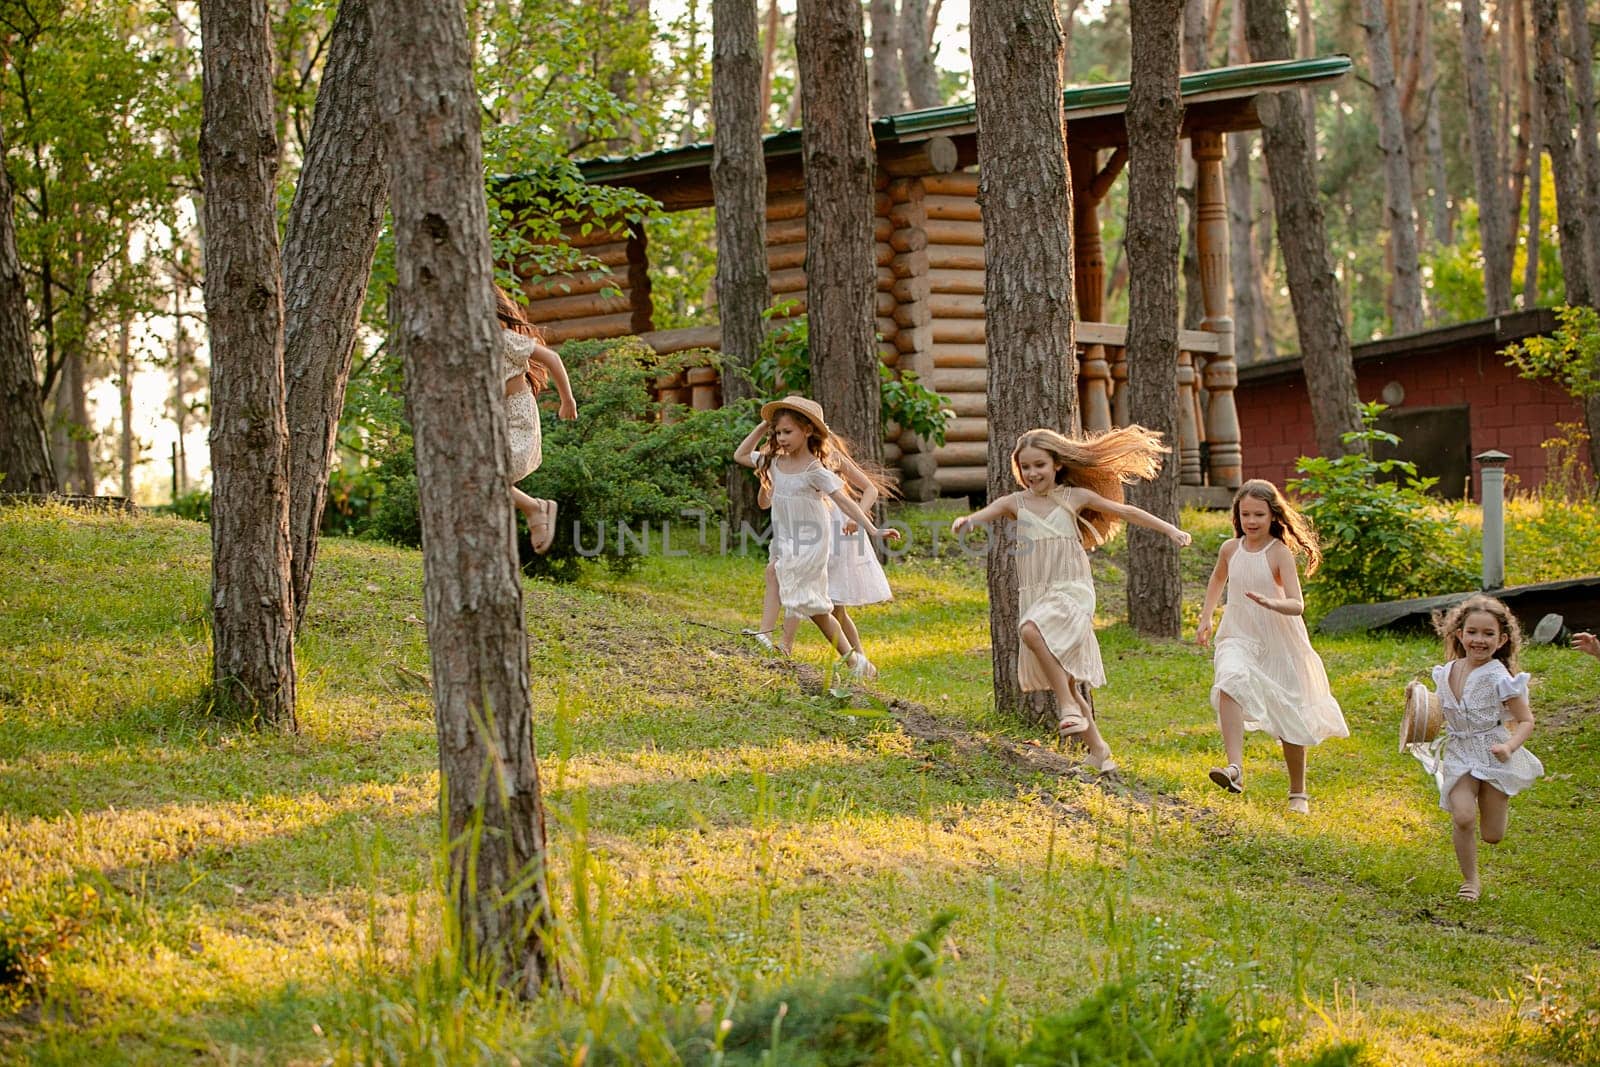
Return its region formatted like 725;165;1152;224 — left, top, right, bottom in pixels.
0;0;1578;506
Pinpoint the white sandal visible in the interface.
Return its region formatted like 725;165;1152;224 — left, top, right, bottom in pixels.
1286;792;1310;815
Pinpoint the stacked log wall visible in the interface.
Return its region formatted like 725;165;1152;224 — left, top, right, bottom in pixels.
517;220;647;344
922;171;990;495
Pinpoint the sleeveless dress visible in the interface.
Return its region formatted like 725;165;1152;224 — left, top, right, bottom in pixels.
1409;659;1543;810
1015;488;1106;691
826;500;892;606
1210;540;1348;746
769;459;843;618
500;329;542;481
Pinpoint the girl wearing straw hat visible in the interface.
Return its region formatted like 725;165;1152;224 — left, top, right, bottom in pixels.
734;396;899;678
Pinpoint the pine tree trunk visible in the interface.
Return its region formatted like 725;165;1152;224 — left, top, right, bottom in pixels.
0;127;55;495
200;0;297;728
713;0;771;532
1244;0;1362;457
1523;106;1542;305
869;0;905;115
1126;0;1184;638
759;0;781;124
1563;0;1600;296
284;0;388;630
1179;0;1207;332
373;0;558;997
1508;0;1531;276
1420;6;1452;247
118;304;134;500
1462;0;1514;312
797;0;882;465
972;0;1077;727
899;0;940;108
1533;0;1594;308
1360;0;1425;333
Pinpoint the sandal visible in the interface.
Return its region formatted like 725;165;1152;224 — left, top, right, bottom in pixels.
1208;763;1244;794
1086;750;1118;775
1286;792;1310;815
1457;882;1481;902
1057;713;1089;739
529;499;558;555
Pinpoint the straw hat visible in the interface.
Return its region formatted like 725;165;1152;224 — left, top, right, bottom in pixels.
760;395;831;437
1399;680;1444;751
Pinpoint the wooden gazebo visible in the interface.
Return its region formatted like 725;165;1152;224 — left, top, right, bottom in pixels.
510;57;1352;501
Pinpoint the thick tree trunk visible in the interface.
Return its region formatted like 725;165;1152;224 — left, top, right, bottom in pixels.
1419;7;1452;248
759;0;780;124
1534;0;1593;308
1179;0;1207;332
284;0;388;630
1563;0;1600;296
796;0;881;465
972;0;1077;726
373;0;558;997
1360;0;1425;333
1245;0;1361;457
869;0;905;115
1227;0;1268;362
1508;0;1531;276
118;305;134;500
1126;0;1184;638
713;0;771;532
1523;105;1542;306
1462;0;1514;312
200;0;297;728
900;0;940;108
0;130;55;495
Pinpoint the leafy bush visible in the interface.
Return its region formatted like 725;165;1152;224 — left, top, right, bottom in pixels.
747;305;952;447
1501;304;1600;402
360;431;423;548
169;489;211;523
1289;403;1475;613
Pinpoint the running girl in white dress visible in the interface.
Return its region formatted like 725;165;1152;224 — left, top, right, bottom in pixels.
1196;480;1346;813
733;396;898;677
1409;594;1543;902
495;286;576;553
950;426;1190;772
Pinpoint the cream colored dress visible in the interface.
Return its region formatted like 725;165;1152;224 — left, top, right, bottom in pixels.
1410;660;1543;810
1015;488;1106;691
500;329;542;481
769;459;843;618
1210;539;1348;746
826;500;892;606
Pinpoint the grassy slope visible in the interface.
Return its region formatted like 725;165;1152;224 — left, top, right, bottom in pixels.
1;503;1597;1065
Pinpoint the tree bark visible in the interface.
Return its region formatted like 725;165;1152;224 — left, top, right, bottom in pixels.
1523;103;1542;306
1462;0;1514;312
1360;0;1425;333
373;0;558;997
972;0;1077;726
1563;0;1600;296
759;0;781;125
0;127;55;495
201;0;297;728
1508;0;1531;276
1227;0;1269;362
1245;0;1361;457
1126;0;1184;638
796;0;881;465
713;0;771;532
1419;6;1452;248
1179;0;1207;332
869;0;906;115
284;0;388;630
900;0;940;108
1533;0;1593;308
118;300;134;500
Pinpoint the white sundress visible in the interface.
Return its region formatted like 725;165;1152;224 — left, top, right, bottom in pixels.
1015;488;1106;691
769;459;843;619
826;500;892;606
1409;659;1544;810
1210;539;1348;746
500;329;542;481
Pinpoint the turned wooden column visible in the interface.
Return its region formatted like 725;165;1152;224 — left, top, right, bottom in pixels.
1176;349;1202;484
1069;143;1112;433
1190;130;1241;486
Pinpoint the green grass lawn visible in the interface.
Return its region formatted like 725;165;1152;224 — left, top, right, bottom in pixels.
2;502;1598;1065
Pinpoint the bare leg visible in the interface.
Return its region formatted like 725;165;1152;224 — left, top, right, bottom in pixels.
759;563;781;635
1448;776;1482;898
1020;622;1112;764
1478;783;1510;845
1216;692;1246;774
1282;741;1306;795
810;611;853;656
778;614;803;655
832;605;863;654
510;485;541;524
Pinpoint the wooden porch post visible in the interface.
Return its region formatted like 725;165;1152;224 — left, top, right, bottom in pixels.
1069;143;1112;434
1190;130;1242;486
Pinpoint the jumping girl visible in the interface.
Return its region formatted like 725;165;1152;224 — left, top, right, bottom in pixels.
495;285;576;553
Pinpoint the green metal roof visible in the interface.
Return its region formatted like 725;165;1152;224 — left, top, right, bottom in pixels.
577;55;1351;185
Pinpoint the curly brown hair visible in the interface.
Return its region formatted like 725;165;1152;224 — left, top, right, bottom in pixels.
1230;479;1323;576
1010;424;1169;546
494;284;549;393
1433;594;1522;674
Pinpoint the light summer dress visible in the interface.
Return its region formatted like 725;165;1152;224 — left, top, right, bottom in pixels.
770;459;843;619
1210;539;1348;746
1015;487;1106;691
826;501;892;606
1409;659;1543;810
500;329;542;481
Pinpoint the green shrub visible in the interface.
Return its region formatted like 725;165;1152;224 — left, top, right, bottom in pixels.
1288;403;1475;613
169;489;212;523
747;305;952;447
359;431;423;548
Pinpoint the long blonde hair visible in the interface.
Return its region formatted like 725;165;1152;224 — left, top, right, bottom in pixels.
1434;594;1523;674
757;408;898;504
1010;424;1169;546
494;284;549;392
1231;479;1323;576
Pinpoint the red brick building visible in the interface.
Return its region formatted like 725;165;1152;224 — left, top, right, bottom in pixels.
1234;309;1591;500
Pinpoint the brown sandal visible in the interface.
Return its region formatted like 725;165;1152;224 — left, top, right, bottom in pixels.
1208;763;1244;794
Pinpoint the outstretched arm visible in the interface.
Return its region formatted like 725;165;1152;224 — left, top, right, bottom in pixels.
734;420;770;469
828;488;899;541
1492;693;1535;760
833;453;878;532
1075;488;1192;546
1196;542;1234;646
530;342;577;419
1244;542;1306;616
951;493;1019;536
1574;632;1599;660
